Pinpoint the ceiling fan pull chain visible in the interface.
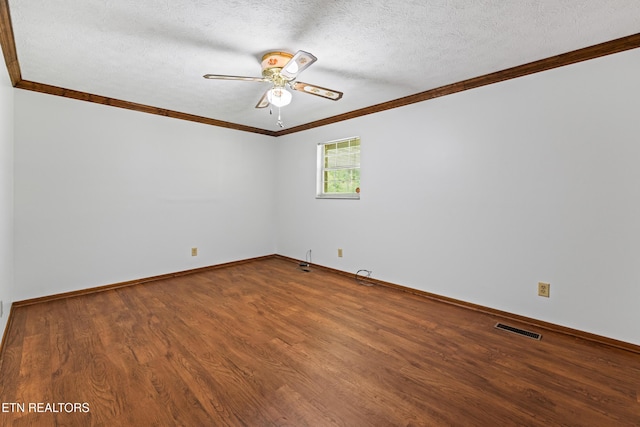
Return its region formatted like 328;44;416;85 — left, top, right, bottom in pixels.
277;106;284;128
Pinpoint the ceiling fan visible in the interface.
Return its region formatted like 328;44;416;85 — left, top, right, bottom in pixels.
203;50;343;127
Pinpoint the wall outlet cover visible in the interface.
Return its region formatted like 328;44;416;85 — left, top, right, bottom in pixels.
538;282;550;298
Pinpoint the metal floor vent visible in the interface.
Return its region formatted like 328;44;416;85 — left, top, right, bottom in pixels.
494;323;542;340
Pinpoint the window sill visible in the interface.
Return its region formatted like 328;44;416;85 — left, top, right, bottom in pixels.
316;194;360;200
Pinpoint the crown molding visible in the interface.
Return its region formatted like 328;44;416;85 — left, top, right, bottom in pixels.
14;80;278;136
2;0;639;137
0;0;21;85
275;32;640;136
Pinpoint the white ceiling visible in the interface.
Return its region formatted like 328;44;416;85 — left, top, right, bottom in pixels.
8;1;640;131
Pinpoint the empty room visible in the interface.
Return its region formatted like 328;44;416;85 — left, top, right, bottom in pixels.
1;1;640;425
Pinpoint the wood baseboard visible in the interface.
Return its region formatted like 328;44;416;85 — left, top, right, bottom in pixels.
274;255;640;355
5;253;638;355
12;254;276;307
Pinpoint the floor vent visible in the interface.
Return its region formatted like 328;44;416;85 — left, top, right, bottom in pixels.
494;323;542;340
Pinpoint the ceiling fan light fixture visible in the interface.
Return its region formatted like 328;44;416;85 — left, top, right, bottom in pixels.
267;87;292;107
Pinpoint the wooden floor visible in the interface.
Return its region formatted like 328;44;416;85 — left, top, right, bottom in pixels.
1;258;639;426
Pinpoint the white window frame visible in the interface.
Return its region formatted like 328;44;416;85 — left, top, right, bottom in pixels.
316;136;360;199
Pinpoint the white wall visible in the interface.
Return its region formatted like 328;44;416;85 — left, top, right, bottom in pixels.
0;68;14;337
276;48;640;345
14;91;277;301
8;48;640;346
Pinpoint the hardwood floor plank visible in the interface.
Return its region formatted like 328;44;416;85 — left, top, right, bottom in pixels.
1;257;639;426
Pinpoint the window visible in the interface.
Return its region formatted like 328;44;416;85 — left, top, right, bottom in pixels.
317;137;360;199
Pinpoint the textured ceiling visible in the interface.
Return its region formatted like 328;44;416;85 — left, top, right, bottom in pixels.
7;1;640;131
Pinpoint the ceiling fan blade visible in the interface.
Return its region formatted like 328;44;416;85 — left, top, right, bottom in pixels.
291;82;343;101
280;50;317;79
203;74;267;82
255;90;270;108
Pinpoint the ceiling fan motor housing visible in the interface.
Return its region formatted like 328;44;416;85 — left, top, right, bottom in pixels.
261;51;294;80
